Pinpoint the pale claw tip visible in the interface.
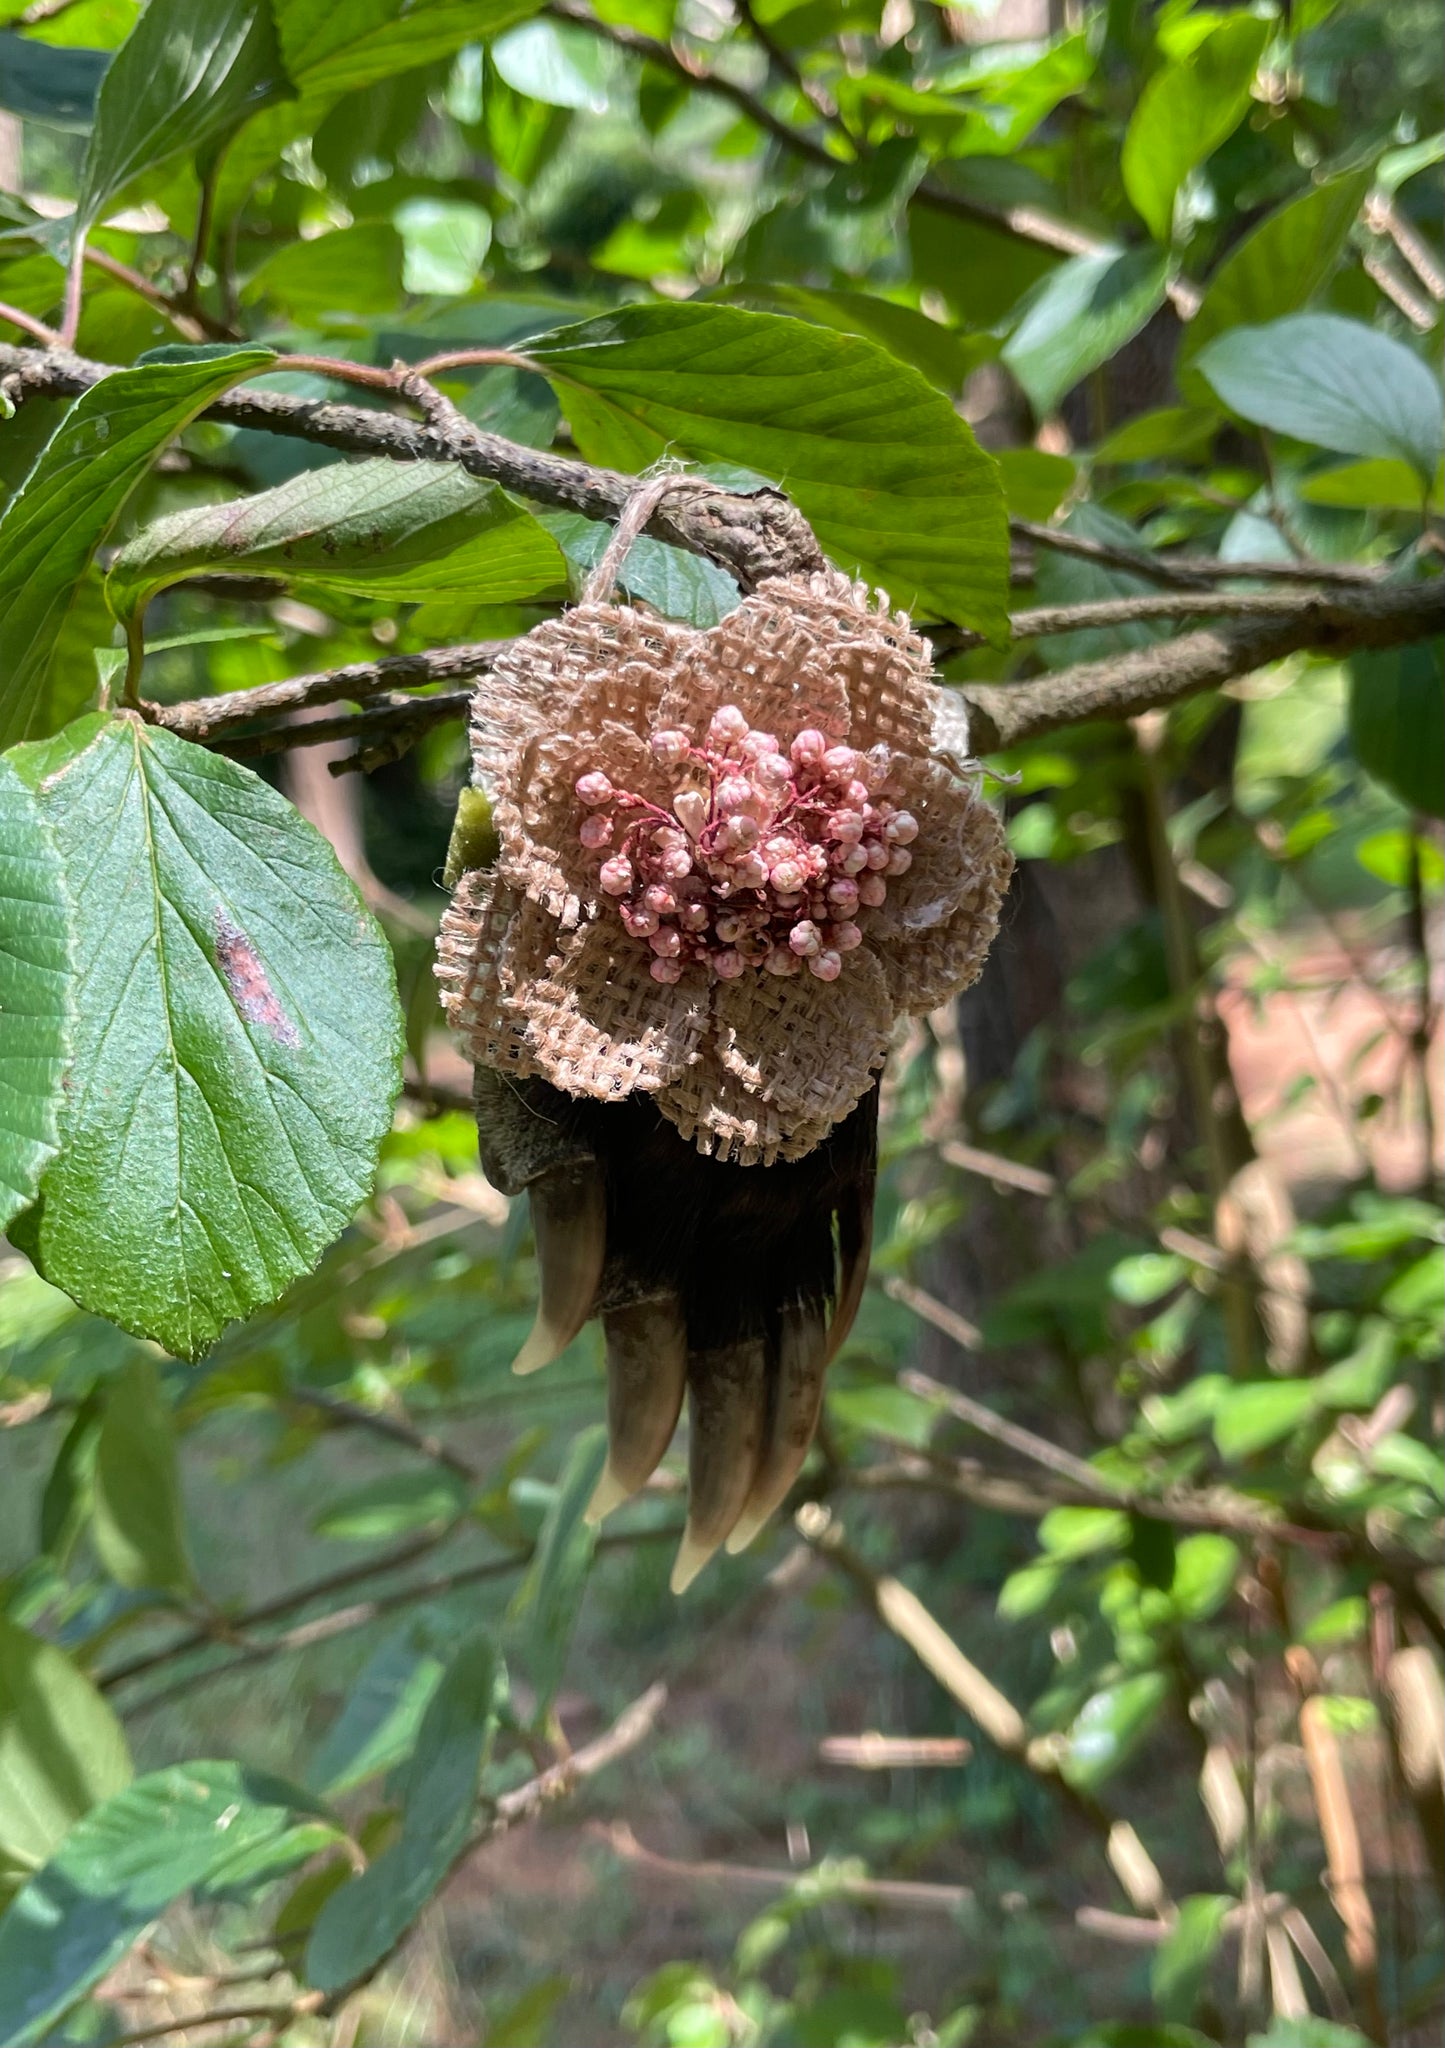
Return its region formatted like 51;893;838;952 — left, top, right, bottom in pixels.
723;1506;770;1556
669;1528;720;1595
510;1318;562;1377
583;1463;632;1527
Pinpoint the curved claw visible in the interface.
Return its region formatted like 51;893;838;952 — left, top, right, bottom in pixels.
585;1295;689;1524
724;1300;829;1555
511;1161;607;1376
670;1338;768;1593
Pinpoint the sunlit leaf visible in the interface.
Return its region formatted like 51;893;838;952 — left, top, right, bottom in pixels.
9;715;402;1359
0;1762;308;2047
0;345;272;751
305;1629;500;1994
106;457;565;634
1197;315;1445;481
0;760;70;1230
1121;15;1272;242
526;302;1009;639
92;1359;194;1597
0;1618;131;1871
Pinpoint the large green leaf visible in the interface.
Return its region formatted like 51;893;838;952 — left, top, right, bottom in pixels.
9;714;402;1359
1181;168;1374;376
0;32;107;130
307;1623;447;1798
525;302;1009;639
0;760;70;1230
1349;638;1445;819
75;0;290;237
508;1425;606;1718
92;1359;195;1598
0;1618;131;1872
1121;16;1272;243
106;457;566;635
305;1629;500;1995
0;345;273;752
721;283;995;397
1003;247;1171;415
1196;315;1445;482
0;1761;306;2048
276;0;541;95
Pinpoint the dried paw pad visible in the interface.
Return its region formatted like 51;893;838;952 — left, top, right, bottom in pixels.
437;567;1012;1587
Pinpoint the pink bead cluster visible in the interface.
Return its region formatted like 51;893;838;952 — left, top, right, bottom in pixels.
573;704;918;985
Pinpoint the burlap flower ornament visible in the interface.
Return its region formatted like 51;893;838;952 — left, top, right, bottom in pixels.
437;567;1012;1165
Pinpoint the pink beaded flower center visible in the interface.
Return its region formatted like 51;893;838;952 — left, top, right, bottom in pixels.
574;703;918;985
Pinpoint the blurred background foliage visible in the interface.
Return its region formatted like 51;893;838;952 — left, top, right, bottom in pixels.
0;0;1441;2043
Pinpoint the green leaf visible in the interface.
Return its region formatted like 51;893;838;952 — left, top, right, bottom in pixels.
1060;1671;1169;1791
276;0;542;96
1181;169;1375;379
1212;1380;1319;1460
509;1425;606;1717
722;283;995;396
0;32;107;130
1168;1536;1239;1620
1297;457;1444;512
1246;2024;1372;2048
1003;248;1171;415
10;714;402;1359
312;1470;467;1543
1196;315;1445;482
307;1624;447;1797
1038;1506;1131;1558
396;198;491;296
996;448;1076;522
106;458;565;634
0;1618;131;1871
0;347;273;751
491;18;609;111
0;759;71;1230
1032;504;1173;667
526;302;1009;640
92;1359;194;1598
1121;16;1272;242
1152;1894;1233;2022
0;1761;305;2048
1349;638;1445;820
305;1628;500;1995
76;0;290;237
241;221;406;322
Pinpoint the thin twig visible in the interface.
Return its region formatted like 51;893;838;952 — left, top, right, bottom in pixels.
599;1819;973;1909
0;299;62;347
151;643;504;743
1008;516;1381;588
962;580;1445;751
286;1386;482;1483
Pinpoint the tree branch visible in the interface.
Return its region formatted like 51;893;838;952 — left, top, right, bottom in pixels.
0;342;824;592
150;642;505;743
1008;516;1381;588
960;579;1445;752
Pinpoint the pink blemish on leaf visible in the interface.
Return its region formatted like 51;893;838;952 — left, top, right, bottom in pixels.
214;910;300;1049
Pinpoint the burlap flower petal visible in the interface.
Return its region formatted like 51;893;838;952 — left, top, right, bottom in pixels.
656;580;850;743
434;869;543;1082
495;723;675;927
753;570;936;758
870;819;1013;1015
473;604;698;794
514;911;709;1101
708;949;892;1138
866;756;997;943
